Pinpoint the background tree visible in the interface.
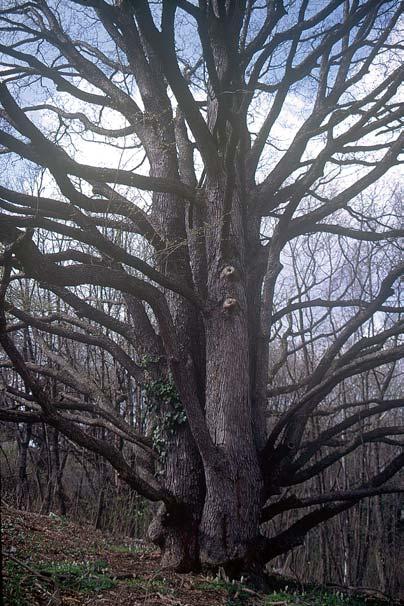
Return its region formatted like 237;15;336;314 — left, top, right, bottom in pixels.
0;0;403;578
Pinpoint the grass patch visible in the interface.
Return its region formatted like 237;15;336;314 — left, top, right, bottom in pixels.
197;578;257;605
263;588;379;606
124;575;171;594
4;556;116;604
3;560;31;606
197;581;381;606
36;559;116;592
108;543;148;554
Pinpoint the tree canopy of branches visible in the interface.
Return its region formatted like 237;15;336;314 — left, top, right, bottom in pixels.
0;0;403;576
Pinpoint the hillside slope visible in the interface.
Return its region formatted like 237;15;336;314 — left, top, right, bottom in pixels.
1;505;400;606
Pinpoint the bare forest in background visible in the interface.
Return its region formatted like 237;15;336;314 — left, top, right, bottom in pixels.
0;0;403;597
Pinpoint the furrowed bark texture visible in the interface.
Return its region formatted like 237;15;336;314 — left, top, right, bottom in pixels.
197;177;263;565
145;101;205;570
0;0;403;582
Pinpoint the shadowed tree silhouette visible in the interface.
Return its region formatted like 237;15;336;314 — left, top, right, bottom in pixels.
0;0;403;576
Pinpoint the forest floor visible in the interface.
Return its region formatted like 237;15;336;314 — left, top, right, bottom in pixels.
1;504;401;606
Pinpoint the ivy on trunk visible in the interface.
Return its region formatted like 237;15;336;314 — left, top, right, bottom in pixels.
0;0;403;578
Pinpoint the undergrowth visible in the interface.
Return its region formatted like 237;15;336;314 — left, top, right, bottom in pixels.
3;558;116;605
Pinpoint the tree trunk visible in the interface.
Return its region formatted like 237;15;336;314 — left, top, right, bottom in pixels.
148;423;204;572
146;140;206;572
199;310;263;568
52;430;67;516
16;423;32;510
148;177;266;573
198;180;263;570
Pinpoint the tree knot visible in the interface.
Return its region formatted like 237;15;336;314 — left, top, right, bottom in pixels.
220;265;237;280
223;297;238;311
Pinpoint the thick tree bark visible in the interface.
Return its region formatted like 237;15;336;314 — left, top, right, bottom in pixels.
145;114;206;571
197;180;263;568
148;177;265;571
0;0;403;585
148;424;203;571
200;309;263;566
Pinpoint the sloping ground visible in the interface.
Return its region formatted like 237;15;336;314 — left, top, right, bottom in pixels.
1;505;400;606
2;504;227;606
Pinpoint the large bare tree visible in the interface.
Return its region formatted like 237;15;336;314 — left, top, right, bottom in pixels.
0;0;403;576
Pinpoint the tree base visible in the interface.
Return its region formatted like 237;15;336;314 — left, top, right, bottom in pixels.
148;503;201;573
